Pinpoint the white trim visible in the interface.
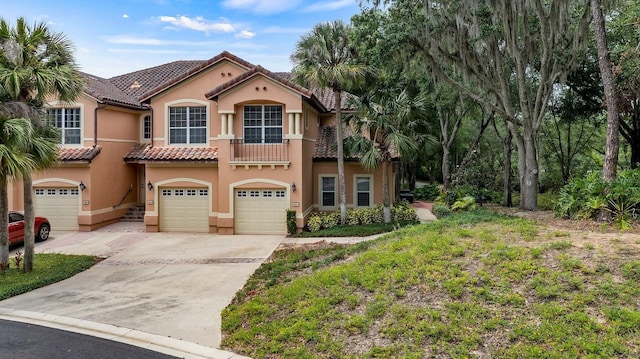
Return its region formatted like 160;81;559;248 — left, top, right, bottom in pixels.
33;178;81;186
165;99;210;146
45;101;84;147
149;178;213;216
353;174;374;208
79;203;137;216
298;205;314;219
318;174;338;210
141;114;152;143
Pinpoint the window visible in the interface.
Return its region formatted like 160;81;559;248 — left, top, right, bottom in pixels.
143;115;152;140
46;108;81;144
243;105;283;143
263;190;273;198
237;190;247;198
162;189;172;196
355;177;372;207
169;106;206;144
199;189;208;196
321;176;336;207
275;190;286;198
9;213;23;223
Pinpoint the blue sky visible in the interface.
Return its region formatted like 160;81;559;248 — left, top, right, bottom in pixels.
1;0;363;78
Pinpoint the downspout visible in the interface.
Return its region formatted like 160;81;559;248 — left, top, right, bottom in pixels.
149;105;154;148
94;103;107;147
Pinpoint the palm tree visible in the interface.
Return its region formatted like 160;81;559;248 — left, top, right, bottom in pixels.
0;17;84;272
0;115;36;267
346;90;421;223
291;20;366;225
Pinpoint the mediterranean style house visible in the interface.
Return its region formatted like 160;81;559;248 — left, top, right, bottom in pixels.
7;51;394;234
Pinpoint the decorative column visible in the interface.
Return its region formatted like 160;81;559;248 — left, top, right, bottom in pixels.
295;113;301;135
288;113;294;136
228;113;234;136
221;114;228;135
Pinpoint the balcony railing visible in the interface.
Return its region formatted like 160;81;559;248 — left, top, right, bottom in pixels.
230;139;290;162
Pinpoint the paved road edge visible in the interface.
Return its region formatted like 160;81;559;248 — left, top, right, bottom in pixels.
0;308;250;359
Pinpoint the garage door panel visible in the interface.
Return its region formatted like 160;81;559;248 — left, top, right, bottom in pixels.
34;187;79;230
235;189;287;234
159;188;209;232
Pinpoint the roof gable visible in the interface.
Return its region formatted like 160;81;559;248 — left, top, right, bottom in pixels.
205;66;327;112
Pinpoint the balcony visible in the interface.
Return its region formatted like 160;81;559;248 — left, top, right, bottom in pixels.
229;139;290;169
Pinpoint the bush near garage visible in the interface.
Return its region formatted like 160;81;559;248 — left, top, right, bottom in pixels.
306;202;418;233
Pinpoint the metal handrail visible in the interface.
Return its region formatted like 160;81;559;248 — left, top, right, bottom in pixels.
113;184;133;208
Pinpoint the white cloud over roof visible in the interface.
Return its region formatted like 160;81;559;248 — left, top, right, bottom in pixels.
158;15;235;33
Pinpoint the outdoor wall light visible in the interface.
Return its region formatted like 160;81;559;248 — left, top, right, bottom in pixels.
263;86;267;91
292;182;296;192
79;181;86;191
147;181;154;191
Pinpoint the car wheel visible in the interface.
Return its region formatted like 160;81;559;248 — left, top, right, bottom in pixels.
36;223;50;242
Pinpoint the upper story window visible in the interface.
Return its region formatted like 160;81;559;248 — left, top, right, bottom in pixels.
46;108;81;145
143;115;151;140
169;106;206;144
243;105;282;143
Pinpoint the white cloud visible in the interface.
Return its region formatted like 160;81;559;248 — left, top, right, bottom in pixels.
158;15;234;33
108;48;189;55
221;0;301;15
122;14;129;18
303;0;355;12
105;35;220;47
235;29;255;39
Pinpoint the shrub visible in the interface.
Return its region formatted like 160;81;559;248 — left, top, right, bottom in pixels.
307;214;322;232
346;209;360;226
286;209;297;235
555;169;640;225
322;211;341;229
432;203;452;218
452;196;478;211
392;201;418;222
413;183;441;201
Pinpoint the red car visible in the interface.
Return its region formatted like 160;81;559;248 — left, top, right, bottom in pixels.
8;211;51;246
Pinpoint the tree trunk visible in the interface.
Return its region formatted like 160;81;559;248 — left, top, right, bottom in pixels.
510;123;538;211
441;147;451;190
334;90;347;225
382;160;391;223
592;0;620;182
23;175;35;272
503;130;513;207
0;176;9;268
521;129;539;211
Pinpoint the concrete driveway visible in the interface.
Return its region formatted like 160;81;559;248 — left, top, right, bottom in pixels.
1;223;283;358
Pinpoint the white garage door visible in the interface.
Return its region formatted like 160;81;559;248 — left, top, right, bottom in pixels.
159;188;209;232
34;188;79;230
235;189;288;234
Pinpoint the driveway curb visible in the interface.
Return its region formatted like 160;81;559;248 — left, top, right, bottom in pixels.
0;308;250;359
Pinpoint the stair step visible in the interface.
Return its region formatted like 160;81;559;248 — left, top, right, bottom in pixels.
120;206;145;223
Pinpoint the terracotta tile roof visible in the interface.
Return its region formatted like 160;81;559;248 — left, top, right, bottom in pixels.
109;51;255;102
109;61;205;101
124;143;218;162
80;73;143;109
81;51;349;114
313;125;360;161
58;146;102;162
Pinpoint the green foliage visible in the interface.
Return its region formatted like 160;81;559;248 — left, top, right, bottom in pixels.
0;254;96;300
452;195;478;211
306;205;416;233
412;183;441;201
555;170;640;227
432;203;452;218
286;210;297;235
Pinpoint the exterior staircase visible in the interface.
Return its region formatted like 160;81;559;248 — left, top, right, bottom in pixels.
120;205;145;222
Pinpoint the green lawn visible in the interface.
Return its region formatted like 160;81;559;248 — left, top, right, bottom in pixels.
222;210;640;358
0;253;97;301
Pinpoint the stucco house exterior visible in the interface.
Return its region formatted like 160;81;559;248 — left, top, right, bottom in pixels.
7;51;394;234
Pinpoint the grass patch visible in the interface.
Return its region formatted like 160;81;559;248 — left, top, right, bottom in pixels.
222;210;640;358
0;253;97;301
